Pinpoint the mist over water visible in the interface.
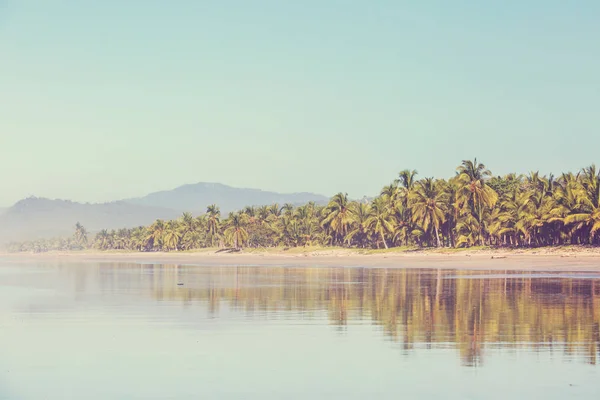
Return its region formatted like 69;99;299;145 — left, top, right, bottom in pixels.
1;262;599;399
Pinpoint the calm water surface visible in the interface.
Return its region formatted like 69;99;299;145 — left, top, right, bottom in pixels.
1;262;599;399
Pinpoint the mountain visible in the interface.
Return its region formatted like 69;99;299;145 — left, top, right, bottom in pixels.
0;183;330;245
0;197;180;245
123;182;329;214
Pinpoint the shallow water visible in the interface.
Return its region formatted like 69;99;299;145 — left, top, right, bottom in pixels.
1;262;599;399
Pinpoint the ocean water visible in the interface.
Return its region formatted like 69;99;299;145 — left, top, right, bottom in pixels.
1;262;599;399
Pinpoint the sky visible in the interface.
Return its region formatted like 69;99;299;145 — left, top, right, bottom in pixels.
0;0;599;206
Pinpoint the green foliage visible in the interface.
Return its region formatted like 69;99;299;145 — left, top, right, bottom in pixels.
8;161;600;253
488;174;522;198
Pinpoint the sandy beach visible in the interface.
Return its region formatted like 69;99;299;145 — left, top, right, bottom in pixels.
2;247;600;272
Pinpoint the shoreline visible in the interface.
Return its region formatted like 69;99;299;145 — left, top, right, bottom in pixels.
2;247;600;272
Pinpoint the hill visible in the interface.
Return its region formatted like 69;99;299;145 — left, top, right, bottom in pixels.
0;184;330;245
122;182;329;214
0;197;180;245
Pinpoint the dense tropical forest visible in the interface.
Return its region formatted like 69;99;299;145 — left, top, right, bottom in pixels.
7;159;600;253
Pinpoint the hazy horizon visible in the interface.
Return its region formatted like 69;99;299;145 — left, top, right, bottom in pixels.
2;163;600;208
1;1;599;207
1;180;333;207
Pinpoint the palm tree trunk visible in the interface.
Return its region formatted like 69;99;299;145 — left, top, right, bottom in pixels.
435;226;441;248
380;230;388;249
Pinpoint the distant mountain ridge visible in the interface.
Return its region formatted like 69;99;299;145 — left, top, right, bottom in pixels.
0;197;180;244
0;183;329;245
122;182;329;214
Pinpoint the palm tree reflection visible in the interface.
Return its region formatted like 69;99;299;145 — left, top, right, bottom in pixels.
132;265;600;366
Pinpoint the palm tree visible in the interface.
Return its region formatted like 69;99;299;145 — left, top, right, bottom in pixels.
269;204;282;218
147;219;166;251
346;202;371;247
392;169;419;245
281;203;294;217
439;177;463;247
380;184;399;207
257;205;271;223
206;204;221;247
94;229;111;250
243;206;258;224
514;189;553;246
456;159;498;245
112;228;130;250
163;220;182;251
130;226;148;251
565;165;600;244
321;193;354;245
496;189;531;246
180;212;196;235
181;230;202;250
224;212;249;249
455;213;481;248
276;215;304;247
395;169;418;192
525;171;545;193
177;212;200;249
391;201;411;246
302;217;323;247
366;197;395;249
582;165;600;208
74;222;88;248
410;178;447;247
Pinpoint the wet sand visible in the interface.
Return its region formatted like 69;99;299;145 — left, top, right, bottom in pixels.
2;249;600;271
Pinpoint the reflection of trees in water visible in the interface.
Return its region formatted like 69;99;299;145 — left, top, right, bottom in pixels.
99;264;600;366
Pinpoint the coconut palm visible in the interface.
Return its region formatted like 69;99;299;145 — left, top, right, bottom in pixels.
180;212;196;235
74;222;88;248
496;189;531;246
94;229;111;250
565;165;600;244
269;203;282;217
224;212;249;249
346;202;371;247
410;178;447;247
111;228;129;250
321;193;354;245
380;184;399;207
281;203;295;217
456;159;498;245
257;205;271;223
130;226;148;251
147;219;166;250
206;204;221;246
455;214;481;248
181;230;202;250
391;201;411;246
395;169;418;192
366;197;395;249
277;216;304;247
162;220;181;251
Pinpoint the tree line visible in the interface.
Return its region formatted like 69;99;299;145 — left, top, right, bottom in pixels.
7;159;600;253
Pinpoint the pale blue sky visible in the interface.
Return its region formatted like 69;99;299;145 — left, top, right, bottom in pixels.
1;0;599;206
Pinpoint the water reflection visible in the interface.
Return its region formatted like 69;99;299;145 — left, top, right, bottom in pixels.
86;264;600;367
